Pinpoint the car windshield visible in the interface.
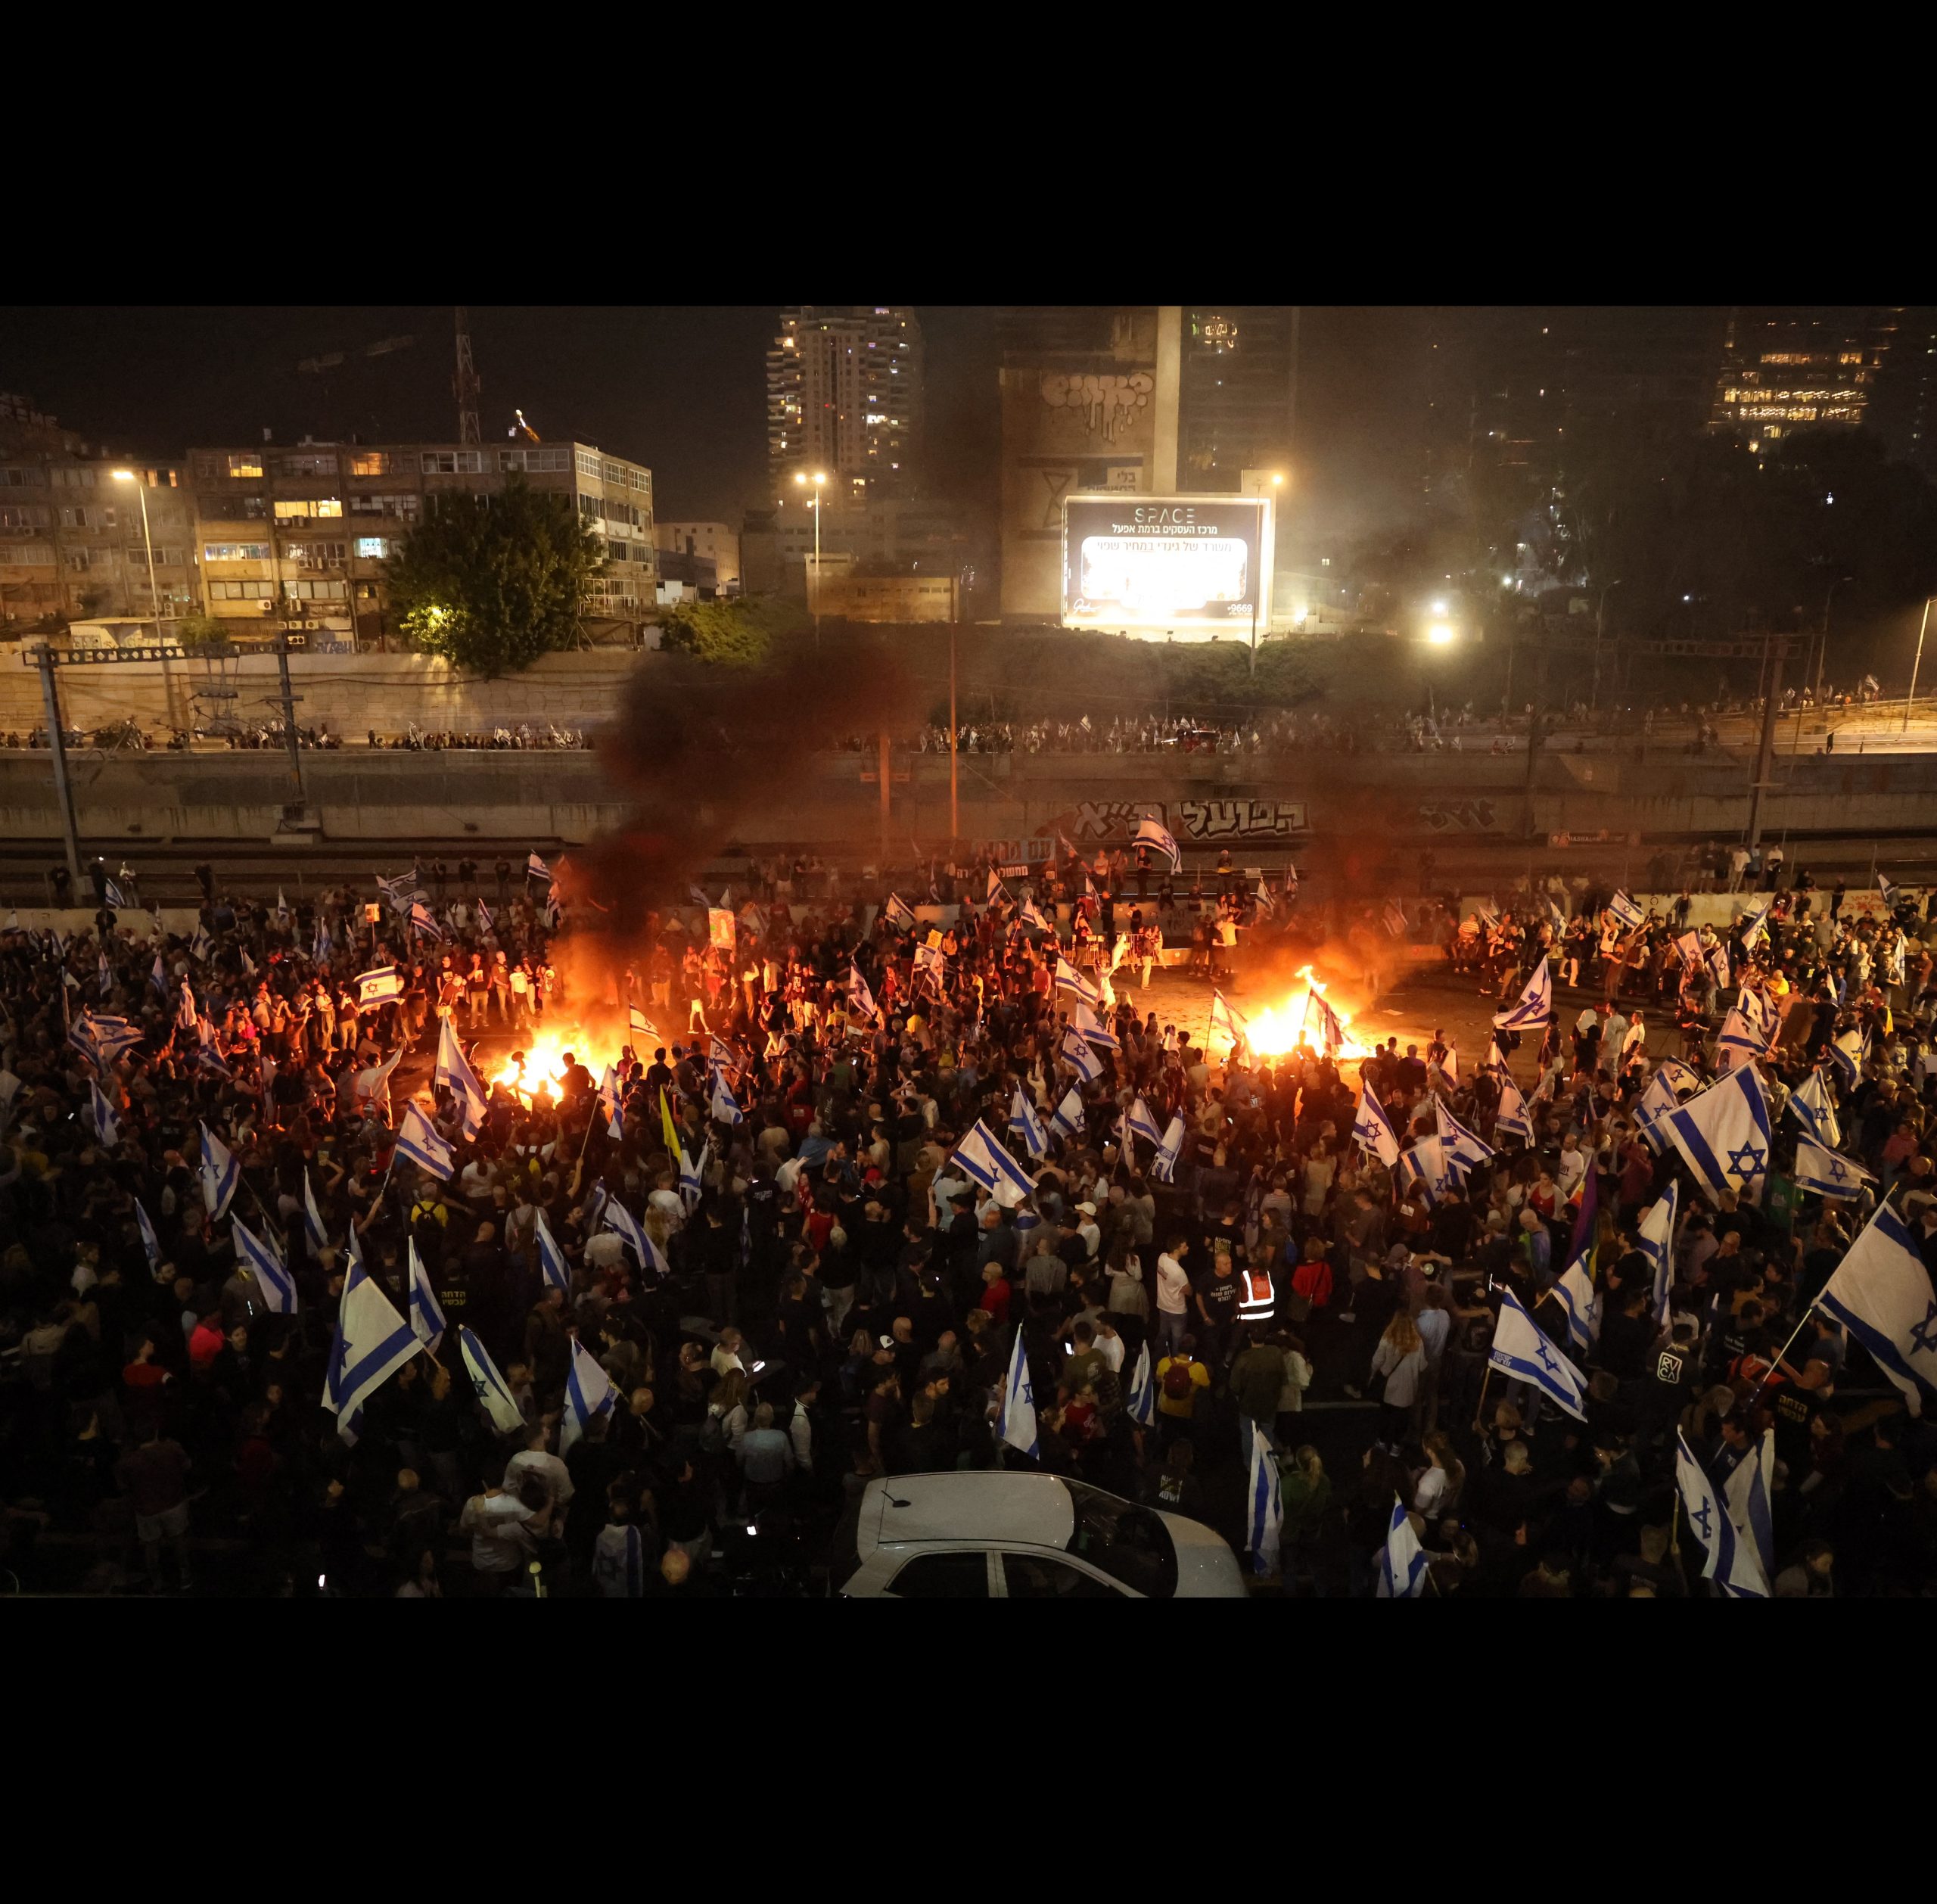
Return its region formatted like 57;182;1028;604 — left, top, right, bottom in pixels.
1062;1481;1178;1598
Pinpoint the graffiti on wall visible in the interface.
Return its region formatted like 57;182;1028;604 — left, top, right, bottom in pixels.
1417;798;1500;833
1040;372;1153;445
1175;798;1307;841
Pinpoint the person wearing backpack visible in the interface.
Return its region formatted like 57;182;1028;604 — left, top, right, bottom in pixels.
1155;1334;1210;1450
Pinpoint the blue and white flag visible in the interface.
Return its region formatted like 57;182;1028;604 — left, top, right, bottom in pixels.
1488;1286;1588;1420
1676;1430;1769;1598
598;1064;625;1139
1125;1096;1164;1152
602;1197;667;1277
1493;957;1553;1031
323;1255;420;1445
1494;1070;1534;1145
357;966;404;1006
1609;890;1645;930
459;1325;526;1436
1674;929;1702;968
1724;1425;1777;1579
312;916;332;963
1435;1096;1494;1176
1019;899;1053;935
89;1078;119;1147
234;1215;297;1314
82;1011;146;1060
1708;942;1731;991
1353;1082;1402;1168
1814;1199;1937;1415
407;900;443;941
474;900;494;936
102;876;128;910
679;1143;708;1211
131;1199;162;1273
1302;988;1346;1056
1132;813;1180;871
1382;898;1409;938
533;1207;571;1293
1009;1087;1049;1161
526;851;552;885
1878;871;1898;907
1657;1056;1703;1096
626;1003;660;1049
1245;1423;1283;1577
1661;1062;1773;1205
407;1238;446;1354
1050;1086;1085;1141
434;1017;488;1139
1716;1006;1770;1067
303;1169;329;1255
148;953;168;1000
1000;1323;1038;1458
1788;1066;1842;1150
1376;1496;1429;1598
883;892;917;933
375;870;415;913
1059;1027;1105;1084
847;963;878;1020
1636;1182;1678;1329
1209;988;1248;1053
1793;1134;1873;1200
1125;1340;1155;1426
1399;1136;1446;1208
1054;954;1101;1008
201;1123;241;1221
1634;1067;1682;1153
708;1066;743;1126
1151;1114;1186;1183
947;1118;1035;1209
1827;1028;1867;1088
1554;1257;1601;1355
1071;998;1119;1050
1737;901;1771;950
560;1334;615;1455
393;1100;455;1181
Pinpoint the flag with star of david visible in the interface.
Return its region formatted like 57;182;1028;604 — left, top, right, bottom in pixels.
1661;1062;1774;1206
1487;1287;1588;1420
1814;1199;1937;1417
1675;1430;1769;1598
1792;1134;1873;1201
1000;1321;1038;1458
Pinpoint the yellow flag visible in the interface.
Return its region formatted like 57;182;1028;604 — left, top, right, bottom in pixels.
660;1087;681;1156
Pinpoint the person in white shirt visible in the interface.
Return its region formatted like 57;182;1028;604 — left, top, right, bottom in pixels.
505;1423;575;1521
1155;1240;1191;1354
1556;1137;1587;1201
1093;1316;1125;1373
1073;1200;1102;1259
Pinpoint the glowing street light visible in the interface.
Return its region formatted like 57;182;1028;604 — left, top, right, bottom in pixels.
794;469;828;643
110;469;163;640
1425;622;1457;646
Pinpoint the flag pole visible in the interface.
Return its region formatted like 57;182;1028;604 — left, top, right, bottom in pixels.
1472;1363;1493;1433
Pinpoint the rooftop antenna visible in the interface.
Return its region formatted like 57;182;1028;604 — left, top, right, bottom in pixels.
453;306;481;445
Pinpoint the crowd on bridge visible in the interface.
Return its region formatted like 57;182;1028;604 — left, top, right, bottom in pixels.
2;814;1936;1599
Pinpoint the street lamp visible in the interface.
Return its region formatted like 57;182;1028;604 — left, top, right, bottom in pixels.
1816;572;1854;702
110;469;163;641
794;468;826;645
1907;597;1933;734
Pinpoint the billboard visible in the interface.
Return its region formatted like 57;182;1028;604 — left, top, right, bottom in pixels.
1061;494;1271;634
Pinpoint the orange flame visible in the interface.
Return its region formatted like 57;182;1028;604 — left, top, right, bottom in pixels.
489;1029;608;1109
1239;966;1379;1064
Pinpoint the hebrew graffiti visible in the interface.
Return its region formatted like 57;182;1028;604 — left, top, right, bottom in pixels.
1175;798;1307;841
1417;798;1500;833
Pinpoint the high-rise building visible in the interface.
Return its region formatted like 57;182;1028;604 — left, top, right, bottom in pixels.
1708;306;1893;444
1178;306;1298;491
766;306;922;500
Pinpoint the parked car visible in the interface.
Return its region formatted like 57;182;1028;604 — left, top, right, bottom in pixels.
830;1471;1247;1598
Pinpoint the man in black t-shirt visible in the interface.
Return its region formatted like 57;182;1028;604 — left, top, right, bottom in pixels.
1635;1321;1697;1456
1192;1250;1242;1370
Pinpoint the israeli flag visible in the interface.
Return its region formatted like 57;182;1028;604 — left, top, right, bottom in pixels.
150;953;169;999
303;1170;329;1255
406;1238;446;1355
986;867;1008;907
602;1197;667;1277
135;1199;162;1271
1793;1134;1873;1199
459;1325;526;1436
1125;1340;1155;1426
1400;1136;1445;1208
1000;1323;1038;1458
947;1119;1035;1209
531;1207;571;1293
322;1255;421;1445
1674;929;1702;967
1493;957;1552;1031
1657;1056;1702;1095
1633;1068;1681;1153
1494;1070;1534;1144
1717;1007;1771;1067
312;917;332;963
599;1064;625;1139
1737;901;1771;950
1245;1423;1283;1577
847;963;878;1020
394;1101;455;1181
231;1215;296;1314
1050;1086;1086;1140
561;1334;616;1455
1009;1087;1049;1161
474;899;493;936
1353;1082;1402;1168
1132;813;1180;871
1060;1027;1104;1085
1878;871;1898;905
1382;898;1409;938
1071;998;1119;1050
435;1018;488;1140
883;893;917;933
1151;1114;1186;1183
407;900;443;941
1661;1062;1773;1205
527;851;552;885
1303;988;1345;1056
86;1012;147;1059
1209;988;1249;1052
1814;1200;1937;1414
1788;1066;1842;1149
679;1144;708;1211
1054;954;1101;1008
709;1066;744;1126
89;1078;120;1147
1554;1258;1601;1354
201;1123;241;1221
1675;1430;1769;1598
1488;1286;1588;1420
1126;1096;1164;1151
1637;1182;1678;1328
1434;1096;1494;1174
358;966;404;1006
1708;943;1731;991
1376;1497;1429;1598
1724;1425;1777;1579
101;876;127;910
1827;1028;1867;1087
1020;899;1053;935
1609;889;1645;930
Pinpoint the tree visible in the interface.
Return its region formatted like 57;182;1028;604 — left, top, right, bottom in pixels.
384;474;604;676
174;612;227;652
655;596;798;667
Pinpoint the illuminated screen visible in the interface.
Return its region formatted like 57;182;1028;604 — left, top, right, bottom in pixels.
1062;496;1267;632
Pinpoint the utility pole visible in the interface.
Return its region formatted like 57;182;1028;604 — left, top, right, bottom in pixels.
1905;597;1932;734
33;646;82;884
274;631;306;813
1745;642;1784;850
948;623;959;849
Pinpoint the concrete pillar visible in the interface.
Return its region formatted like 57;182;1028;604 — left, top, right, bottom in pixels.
1152;305;1182;495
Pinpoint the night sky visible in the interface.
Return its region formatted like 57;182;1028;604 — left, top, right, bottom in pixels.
0;305;1419;532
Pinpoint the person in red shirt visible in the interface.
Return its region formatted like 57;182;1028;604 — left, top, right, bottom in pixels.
980;1263;1011;1327
122;1333;173;1432
188;1311;226;1371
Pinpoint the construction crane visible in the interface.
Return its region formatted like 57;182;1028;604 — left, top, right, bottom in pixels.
453;306;482;445
508;409;541;443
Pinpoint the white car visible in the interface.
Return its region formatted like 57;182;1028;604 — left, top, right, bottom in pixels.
830;1472;1248;1598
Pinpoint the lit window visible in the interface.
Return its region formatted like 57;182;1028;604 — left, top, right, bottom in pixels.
226;453;264;478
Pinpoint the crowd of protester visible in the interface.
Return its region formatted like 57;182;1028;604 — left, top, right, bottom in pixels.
3;827;1936;1601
